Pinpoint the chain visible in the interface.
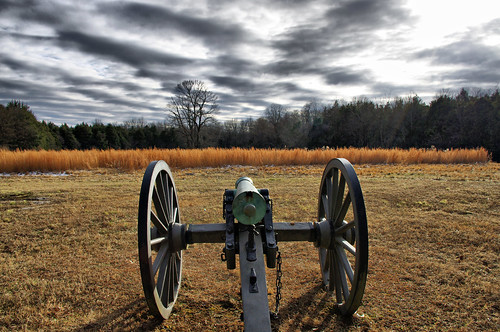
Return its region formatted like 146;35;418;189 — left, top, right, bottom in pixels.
271;248;283;319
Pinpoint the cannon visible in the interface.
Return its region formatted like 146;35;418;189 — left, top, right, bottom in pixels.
138;158;368;331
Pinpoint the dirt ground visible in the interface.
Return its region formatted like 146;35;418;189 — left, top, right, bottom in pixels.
0;163;498;331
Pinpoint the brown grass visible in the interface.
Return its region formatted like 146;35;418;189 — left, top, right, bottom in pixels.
0;163;498;331
0;147;491;173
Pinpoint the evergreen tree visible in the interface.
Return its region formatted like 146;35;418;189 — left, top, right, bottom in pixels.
37;121;59;150
73;123;93;149
0;101;41;149
59;124;80;149
105;124;121;149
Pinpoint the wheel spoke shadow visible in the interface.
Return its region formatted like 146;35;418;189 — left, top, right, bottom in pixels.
75;298;163;332
271;284;361;331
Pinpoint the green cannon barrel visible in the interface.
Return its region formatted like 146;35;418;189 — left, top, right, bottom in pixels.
233;177;267;225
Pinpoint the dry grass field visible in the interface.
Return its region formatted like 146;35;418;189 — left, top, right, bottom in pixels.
0;162;498;331
0;147;490;173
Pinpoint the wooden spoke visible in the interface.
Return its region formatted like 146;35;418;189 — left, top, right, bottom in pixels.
162;171;171;218
325;175;331;206
153;244;169;276
334;175;345;221
335;191;351;227
335;249;350;298
332;251;343;303
324;250;330;273
172;207;178;225
335;220;355;234
156;172;169;220
151;211;168;234
168;258;175;303
322;194;330;220
336;246;354;283
328;250;334;292
152;186;168;226
330;170;338;222
157;254;169;298
151;236;167;247
169;186;174;224
172;256;179;285
336;236;356;255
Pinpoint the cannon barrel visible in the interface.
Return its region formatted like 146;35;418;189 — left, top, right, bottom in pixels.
232;177;267;225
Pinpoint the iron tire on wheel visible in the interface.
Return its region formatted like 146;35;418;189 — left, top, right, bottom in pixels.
317;158;368;315
138;160;182;319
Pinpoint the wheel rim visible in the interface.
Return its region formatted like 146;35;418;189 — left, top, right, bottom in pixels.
318;158;368;315
138;160;182;319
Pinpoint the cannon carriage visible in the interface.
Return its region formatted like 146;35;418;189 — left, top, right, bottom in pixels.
138;158;368;331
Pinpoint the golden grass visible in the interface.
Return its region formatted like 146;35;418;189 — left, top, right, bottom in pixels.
0;147;490;173
0;164;498;330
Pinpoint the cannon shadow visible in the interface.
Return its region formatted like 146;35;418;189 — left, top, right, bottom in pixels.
271;284;358;331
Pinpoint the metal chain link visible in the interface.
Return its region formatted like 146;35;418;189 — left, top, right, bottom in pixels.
271;248;283;319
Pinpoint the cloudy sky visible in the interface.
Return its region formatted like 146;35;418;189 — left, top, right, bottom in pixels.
1;0;499;125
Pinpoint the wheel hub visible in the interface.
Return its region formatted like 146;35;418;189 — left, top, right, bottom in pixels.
169;222;186;252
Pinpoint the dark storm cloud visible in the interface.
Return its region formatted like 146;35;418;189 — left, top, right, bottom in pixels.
206;0;313;9
0;0;36;11
0;78;25;92
0;54;149;95
211;75;311;99
325;0;412;31
99;1;255;49
1;0;67;27
0;30;55;43
0;72;156;123
325;67;371;85
66;87;143;109
214;79;316;121
210;76;258;92
415;40;496;67
264;60;321;76
57;30;192;68
1;57;28;72
272;0;414;88
216;91;269;120
413;18;500;85
441;67;500;85
213;55;258;76
0;48;167;124
135;68;182;82
273;25;328;59
274;0;413;56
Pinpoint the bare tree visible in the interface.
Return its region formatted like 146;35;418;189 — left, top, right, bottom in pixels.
264;103;287;128
167;80;219;148
263;103;288;147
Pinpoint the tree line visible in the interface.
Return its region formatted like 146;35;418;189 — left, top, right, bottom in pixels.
1;87;498;161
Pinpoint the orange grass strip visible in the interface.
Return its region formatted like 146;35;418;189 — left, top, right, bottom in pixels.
0;147;490;173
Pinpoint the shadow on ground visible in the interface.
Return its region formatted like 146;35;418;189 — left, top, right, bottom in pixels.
272;284;364;331
76;298;163;332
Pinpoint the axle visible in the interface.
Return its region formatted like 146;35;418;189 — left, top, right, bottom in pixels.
183;221;317;245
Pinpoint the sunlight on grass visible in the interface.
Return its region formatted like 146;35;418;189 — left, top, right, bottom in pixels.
0;147;490;173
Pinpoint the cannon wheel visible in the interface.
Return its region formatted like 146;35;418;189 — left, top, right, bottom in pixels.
138;160;182;319
318;158;368;315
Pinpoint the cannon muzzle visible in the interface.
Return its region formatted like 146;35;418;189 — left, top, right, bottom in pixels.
233;177;267;225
